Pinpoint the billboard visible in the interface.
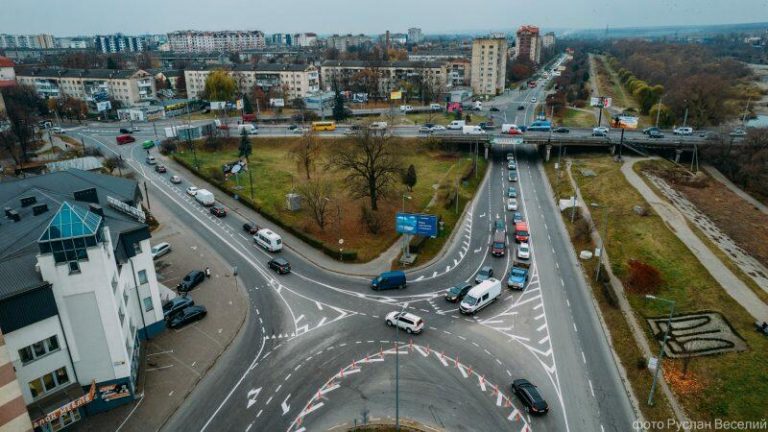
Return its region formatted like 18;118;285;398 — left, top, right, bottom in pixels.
614;115;638;129
270;98;285;107
236;99;244;110
210;101;226;110
96;101;112;112
396;213;438;237
590;97;612;108
390;91;403;100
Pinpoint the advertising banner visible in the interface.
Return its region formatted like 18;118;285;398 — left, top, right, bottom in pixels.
33;381;96;428
395;213;438;237
210;101;226;110
390;91;402;100
270;98;285;107
96;101;112;112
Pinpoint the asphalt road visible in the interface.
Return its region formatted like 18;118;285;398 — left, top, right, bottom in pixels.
68;55;638;432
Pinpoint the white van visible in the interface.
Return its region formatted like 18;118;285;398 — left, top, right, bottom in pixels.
195;189;215;206
237;124;258;135
460;278;501;314
369;121;388;130
399;105;413;113
462;125;485;135
254;228;283;252
429;103;443;111
447;120;466;130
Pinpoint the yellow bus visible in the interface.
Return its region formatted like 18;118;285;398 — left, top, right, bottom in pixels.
311;121;336;132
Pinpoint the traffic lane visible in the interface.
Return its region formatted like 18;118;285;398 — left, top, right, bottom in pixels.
521;147;636;430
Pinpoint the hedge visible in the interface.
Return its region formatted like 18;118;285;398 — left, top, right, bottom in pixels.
172;155;358;261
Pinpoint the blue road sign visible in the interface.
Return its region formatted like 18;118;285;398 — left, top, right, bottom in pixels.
396;213;438;237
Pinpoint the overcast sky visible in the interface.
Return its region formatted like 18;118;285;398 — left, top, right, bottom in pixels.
2;0;766;36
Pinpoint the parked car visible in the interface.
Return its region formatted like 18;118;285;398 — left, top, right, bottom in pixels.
592;126;610;137
445;283;473;302
162;296;194;320
209;205;227;217
553;127;570;134
475;266;494;284
168;305;207;329
154;164;167;173
151;242;171;260
673;127;693;136
177;270;205;292
243;223;259;234
186;186;199;196
268;257;291;274
511;379;549;415
170;175;182;184
517;242;531;260
507;198;518;211
489;107;500;112
385;311;424;334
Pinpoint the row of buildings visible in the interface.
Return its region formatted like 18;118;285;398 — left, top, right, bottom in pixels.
0;170;167;431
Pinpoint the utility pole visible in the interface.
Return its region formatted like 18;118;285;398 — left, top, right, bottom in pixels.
144;182;151;210
682;99;689;128
741;97;751;126
645;295;676;406
655;96;663;129
592;203;608;281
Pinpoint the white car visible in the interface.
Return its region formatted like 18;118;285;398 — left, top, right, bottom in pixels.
592;126;610;137
170;175;182;184
530;97;537;103
385;311;424;334
673;127;693;136
431;125;446;132
186;186;199;196
517;242;531;260
151;242;171;260
507;198;518;211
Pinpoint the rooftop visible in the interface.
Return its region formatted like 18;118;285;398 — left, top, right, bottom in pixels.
16;67;150;80
321;59;443;69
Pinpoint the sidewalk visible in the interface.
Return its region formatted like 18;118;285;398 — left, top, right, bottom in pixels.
73;193;249;431
157;150;483;278
620;157;768;322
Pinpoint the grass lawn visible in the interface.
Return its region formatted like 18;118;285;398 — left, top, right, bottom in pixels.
175;137;485;263
547;154;768;425
397;111;488;126
558;108;598;128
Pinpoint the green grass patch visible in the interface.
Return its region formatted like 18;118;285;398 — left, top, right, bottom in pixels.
175;137;484;263
551;154;768;424
558;108;598;128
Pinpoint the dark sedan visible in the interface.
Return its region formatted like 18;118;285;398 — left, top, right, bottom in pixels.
268;257;291;274
512;379;549;415
168;305;207;329
119;128;134;134
177;270;205;293
162;296;194;320
445;283;473;302
553;127;570;134
243;223;259;234
210;206;227;217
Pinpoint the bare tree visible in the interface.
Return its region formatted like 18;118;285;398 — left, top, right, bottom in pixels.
290;130;321;180
297;177;333;230
327;127;401;210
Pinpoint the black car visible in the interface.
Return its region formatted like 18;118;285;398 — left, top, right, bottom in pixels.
642;127;660;135
517;105;525;111
163;296;194;320
155;164;167;173
445;283;473;302
178;270;205;292
553;127;570;134
210;206;227;217
243;223;259;234
489;107;500;112
268;257;291;274
119;128;133;134
168;305;207;329
512;379;549;415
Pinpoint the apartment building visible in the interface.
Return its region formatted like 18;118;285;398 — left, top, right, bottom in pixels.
0;34;55;50
470;37;508;96
16;68;156;108
325;34;372;51
293;33;318;47
446;58;471;87
185;63;320;100
94;34;145;53
542;32;556;49
167;30;266;53
0;330;34;432
321;60;446;97
408;28;423;44
0;56;16;83
515;25;541;64
0;170;165;431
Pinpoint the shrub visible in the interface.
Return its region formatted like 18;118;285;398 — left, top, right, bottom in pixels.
573;216;592;243
159;139;178;155
206;166;225;183
626;259;663;294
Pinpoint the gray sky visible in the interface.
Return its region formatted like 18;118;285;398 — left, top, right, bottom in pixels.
2;0;766;36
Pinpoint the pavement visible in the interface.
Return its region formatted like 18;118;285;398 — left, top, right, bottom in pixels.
66;53;640;432
72;187;249;432
621;157;768;322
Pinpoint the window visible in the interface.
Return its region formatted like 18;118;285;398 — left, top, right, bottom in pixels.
68;261;81;274
143;297;154;312
18;336;60;364
138;270;148;285
28;367;69;398
132;242;142;254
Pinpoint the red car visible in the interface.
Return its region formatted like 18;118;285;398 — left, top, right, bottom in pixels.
210;206;227;217
116;134;135;144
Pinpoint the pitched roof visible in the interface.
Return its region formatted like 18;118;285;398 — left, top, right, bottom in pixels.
321;60;443;69
0;57;14;68
187;63;313;73
16;67;149;80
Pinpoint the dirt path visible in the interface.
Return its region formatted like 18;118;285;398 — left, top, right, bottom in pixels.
621;157;768;322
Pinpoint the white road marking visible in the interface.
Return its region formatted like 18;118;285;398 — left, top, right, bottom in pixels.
581;351;587;364
588;380;595;397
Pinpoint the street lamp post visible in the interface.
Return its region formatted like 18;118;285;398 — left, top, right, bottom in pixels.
394;301;407;431
645;295;676;406
402;194;412;260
